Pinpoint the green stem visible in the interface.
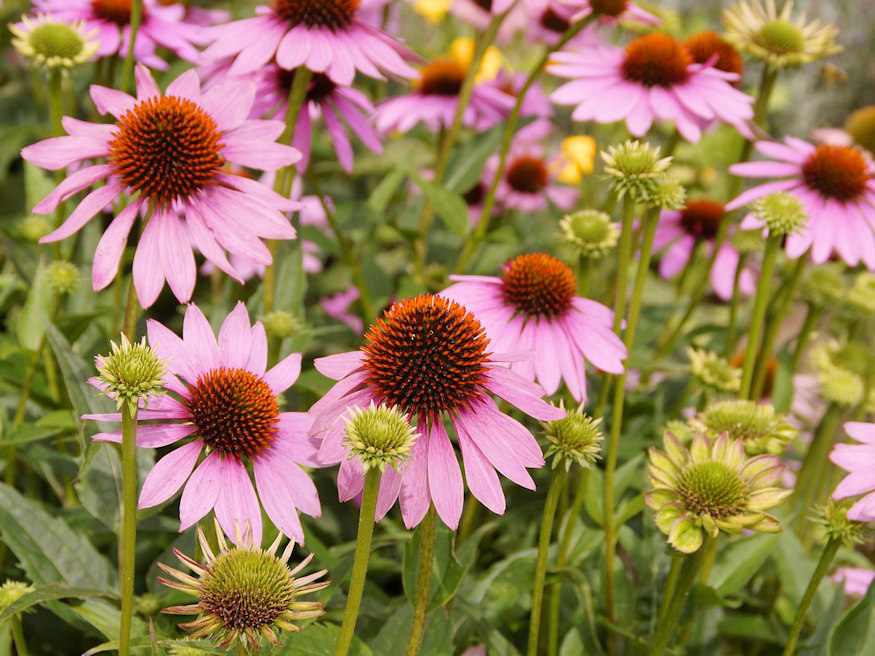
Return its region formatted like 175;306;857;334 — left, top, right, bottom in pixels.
118;0;143;94
334;468;383;656
405;505;436;656
121;275;140;340
10;615;28;656
793;404;841;530
651;539;710;655
724;252;748;357
751;253;806;399
739;234;781;399
783;537;841;656
527;466;569;656
413;15;503;281
118;403;138;656
791;305;820;373
47;68;63;137
457;497;481;546
657;555;683;626
453;15;595;275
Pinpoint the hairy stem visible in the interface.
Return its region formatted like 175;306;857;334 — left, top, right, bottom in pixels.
405;505;436;656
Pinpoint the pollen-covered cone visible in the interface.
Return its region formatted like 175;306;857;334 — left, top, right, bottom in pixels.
645;432;790;553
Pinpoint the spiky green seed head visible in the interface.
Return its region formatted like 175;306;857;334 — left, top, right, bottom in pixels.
0;580;35;612
559;210;619;260
647;174;686;210
802;265;846;308
814;498;870;547
95;334;168;414
692;400;796;456
343;401;418;473
541;402;603;471
46;260;79;295
261;311;300;340
601;140;672;201
688;347;741;394
752;191;808;236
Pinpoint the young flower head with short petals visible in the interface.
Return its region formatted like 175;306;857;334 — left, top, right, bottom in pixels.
549;33;754;143
688;347;741;395
729;138;875;268
10;12;99;69
559;209;620;260
95;334;168;414
440;253;627;403
21;65;302;308
831;422;875;522
688;400;797;456
541;402;603;471
84;303;322;545
343;401;418;474
159;520;329;652
309;294;566;530
646;432;790;553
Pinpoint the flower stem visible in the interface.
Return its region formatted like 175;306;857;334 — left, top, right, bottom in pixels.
783;537;841;656
724;252;748;357
527;466;568;656
10;615;28;656
791;305;820;373
118;402;138;656
47;68;63;137
118;0;143;94
793;403;841;531
453;15;595;275
405;505;436;656
334;468;383;656
739;234;781;399
651;539;710;655
121;275;140;340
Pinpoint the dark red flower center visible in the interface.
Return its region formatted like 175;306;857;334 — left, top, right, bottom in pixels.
271;0;360;30
91;0;136;25
277;69;337;103
361;295;490;419
684;31;743;82
418;60;466;97
506;156;548;194
184;368;280;460
472;0;493;10
589;0;628;17
540;8;570;33
108;95;225;207
801;145;870;202
622;34;692;88
679;199;725;240
501;253;576;319
463;182;485;206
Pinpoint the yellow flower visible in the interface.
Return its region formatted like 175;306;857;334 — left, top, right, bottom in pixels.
553;136;597;183
414;0;452;22
450;37;503;83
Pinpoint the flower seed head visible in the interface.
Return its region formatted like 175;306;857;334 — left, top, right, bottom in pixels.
692;399;796;456
95;334;168;414
688;347;741;394
601;139;672;201
541;402;603;471
46;260;79;295
802;265;846;308
842;272;875;321
261;310;300;340
0;580;35;612
814;498;870;547
647;173;686;210
559;210;620;260
818;365;864;408
752;191;808;236
10;13;99;69
343;401;418;473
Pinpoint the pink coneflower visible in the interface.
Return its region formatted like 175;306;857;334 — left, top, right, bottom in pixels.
85;303;322;545
20;65;301;308
654;199;755;301
320;286;364;334
199;0;417;85
440;253;626;402
549;33;754;143
831;567;875;596
449;0;526;38
728;139;875;268
559;0;660;25
33;0;201;69
374;58;514;134
831;422;875;521
309;294;565;530
521;0;600;47
251;65;382;173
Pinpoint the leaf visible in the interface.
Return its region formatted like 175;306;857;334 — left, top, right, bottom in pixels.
0;585;111;623
707;532;780;597
0;482;116;591
273;623;372;655
367;166;407;215
406;169;470;237
68;598;148;643
717;613;783;643
444;125;503;193
75;442;155;530
370;604;453;656
16;257;51;350
828;581;875;656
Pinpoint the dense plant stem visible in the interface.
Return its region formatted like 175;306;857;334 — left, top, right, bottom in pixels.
791;305;820;372
454;15;594;275
604;205;657;634
121;276;140;340
793;403;841;531
651;539;710;655
739;234;781;399
10;615;28;656
412;15;503;281
118;403;138;656
527;466;568;656
782;537;840;656
724;253;748;357
334;468;383;656
405;505;436;656
118;0;143;94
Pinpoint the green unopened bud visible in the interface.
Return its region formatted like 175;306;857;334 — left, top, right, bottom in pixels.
10;13;99;69
0;580;35;612
692;399;796;456
541;402;603;471
663;419;695;443
601;140;672;201
814;498;869;546
843;272;875;320
646;173;686;210
559;210;620;260
845;106;875;155
343;401;418;473
167;646;210;656
135;593;162;617
95;334;168;414
801;265;846;308
18;215;52;242
688;347;741;394
261;311;300;340
752;191;808;236
729;229;765;255
46;260;79;295
818;365;864;408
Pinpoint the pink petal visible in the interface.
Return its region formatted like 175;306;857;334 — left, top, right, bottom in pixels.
427;421;463;530
456;423;505;515
215;458;262;545
92;202;140;290
314;351;365;379
399;426;431;529
138;440;203;508
263;353;301;394
482;367;565;420
178;452;222;531
183;304;221;373
218;302;253;370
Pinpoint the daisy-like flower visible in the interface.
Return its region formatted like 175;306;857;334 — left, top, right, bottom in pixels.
831;422;875;521
160;520;328;650
84;303;322;545
722;0;841;69
727;138;875;268
646;432;790;553
309;294;566;530
549;33;754;143
687;399;796;456
374;57;514;134
440;253;627;402
250;65;381;173
199;0;417;85
654;199;755;301
21;65;301;308
10;12;99;69
33;0;201;70
558;0;660;26
683;30;743;85
449;0;526;39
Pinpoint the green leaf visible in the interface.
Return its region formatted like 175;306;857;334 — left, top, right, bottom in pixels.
444;124;503;193
0;585;111;623
367;166;407;215
717;613;783;643
828;581;875;655
16;257;51;351
406;169;469;237
67;598;148;643
370;604;452;656
75;442;155;530
707;532;781;597
0;482;116;590
273;623;372;655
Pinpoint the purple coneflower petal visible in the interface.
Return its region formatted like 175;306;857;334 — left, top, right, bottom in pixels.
138;440;203;509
